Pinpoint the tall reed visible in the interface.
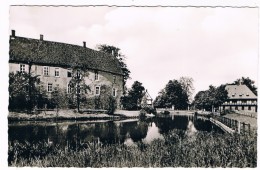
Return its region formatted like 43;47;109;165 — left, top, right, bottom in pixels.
9;130;257;167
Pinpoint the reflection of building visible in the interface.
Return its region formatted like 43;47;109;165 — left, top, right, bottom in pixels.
9;30;124;108
141;89;153;108
220;84;257;112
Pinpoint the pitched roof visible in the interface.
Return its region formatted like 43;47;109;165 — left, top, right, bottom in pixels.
225;84;257;99
144;90;153;100
9;35;123;75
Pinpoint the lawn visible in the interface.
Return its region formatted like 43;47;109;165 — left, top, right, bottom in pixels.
223;113;257;131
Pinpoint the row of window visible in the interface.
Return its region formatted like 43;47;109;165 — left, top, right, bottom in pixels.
47;83;117;97
231;93;250;97
20;64;117;83
223;106;252;111
225;100;256;104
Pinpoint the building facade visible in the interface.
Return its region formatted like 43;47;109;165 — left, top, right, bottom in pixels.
220;84;257;112
9;30;124;109
140;90;153;108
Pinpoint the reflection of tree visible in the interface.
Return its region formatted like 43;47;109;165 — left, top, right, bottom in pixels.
116;123;128;144
154;116;189;134
129;121;148;142
193;118;223;133
96;122;120;144
66;125;80;150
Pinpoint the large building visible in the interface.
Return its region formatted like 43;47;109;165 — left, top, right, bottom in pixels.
220;84;257;112
9;30;124;109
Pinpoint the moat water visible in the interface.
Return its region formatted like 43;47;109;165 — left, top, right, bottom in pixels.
8;115;223;149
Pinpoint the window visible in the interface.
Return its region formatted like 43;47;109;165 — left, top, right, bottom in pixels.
94;71;99;81
248;106;251;110
95;86;100;95
20;64;25;73
25;85;29;92
77;85;81;94
67;69;72;77
112;88;116;97
55;68;60;77
242;106;244;110
47;83;53;92
76;70;82;79
113;75;116;83
43;66;49;76
67;84;73;93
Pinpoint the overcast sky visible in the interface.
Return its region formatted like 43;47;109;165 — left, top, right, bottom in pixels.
9;6;258;99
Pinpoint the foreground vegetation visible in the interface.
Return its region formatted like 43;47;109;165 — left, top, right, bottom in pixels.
9;130;257;167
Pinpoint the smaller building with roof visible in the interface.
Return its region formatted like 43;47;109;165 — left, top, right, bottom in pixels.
140;90;153;108
220;84;257;112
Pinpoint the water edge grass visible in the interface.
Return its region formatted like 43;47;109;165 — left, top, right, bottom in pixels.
8;129;257;167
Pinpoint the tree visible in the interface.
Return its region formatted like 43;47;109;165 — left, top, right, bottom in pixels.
96;44;131;94
121;81;145;110
94;85;117;115
193;84;228;111
233;77;257;95
9;72;47;112
50;88;68;110
193;90;208;110
68;66;90;112
179;76;195;104
153;79;189;110
153;89;167;108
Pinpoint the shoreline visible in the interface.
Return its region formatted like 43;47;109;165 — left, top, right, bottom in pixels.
8;109;141;122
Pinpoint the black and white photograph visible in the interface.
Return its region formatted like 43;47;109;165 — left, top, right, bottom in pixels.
1;0;259;168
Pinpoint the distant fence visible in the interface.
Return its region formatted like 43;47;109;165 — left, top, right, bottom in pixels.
213;116;251;135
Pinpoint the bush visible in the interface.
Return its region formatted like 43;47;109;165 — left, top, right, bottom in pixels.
143;107;157;115
106;96;116;115
139;109;147;118
161;110;170;116
221;109;236;115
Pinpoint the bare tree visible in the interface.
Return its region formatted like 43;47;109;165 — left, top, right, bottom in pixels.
179;77;195;105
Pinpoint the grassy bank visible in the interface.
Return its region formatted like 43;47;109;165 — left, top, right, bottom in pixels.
8;110;141;121
223;113;257;131
9;130;257;167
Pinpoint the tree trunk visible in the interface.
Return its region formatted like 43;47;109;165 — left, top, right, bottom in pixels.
28;62;32;114
77;84;80;113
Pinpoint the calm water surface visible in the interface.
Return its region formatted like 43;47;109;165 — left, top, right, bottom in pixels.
9;115;223;149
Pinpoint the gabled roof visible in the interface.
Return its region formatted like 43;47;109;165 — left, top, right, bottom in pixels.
9;35;123;75
144;90;153;100
225;84;257;99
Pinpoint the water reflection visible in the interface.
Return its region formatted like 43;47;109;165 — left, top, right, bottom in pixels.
143;122;164;143
8;115;223;149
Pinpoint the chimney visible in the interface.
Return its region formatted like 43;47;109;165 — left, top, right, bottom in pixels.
11;30;15;37
83;41;86;48
40;34;44;40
